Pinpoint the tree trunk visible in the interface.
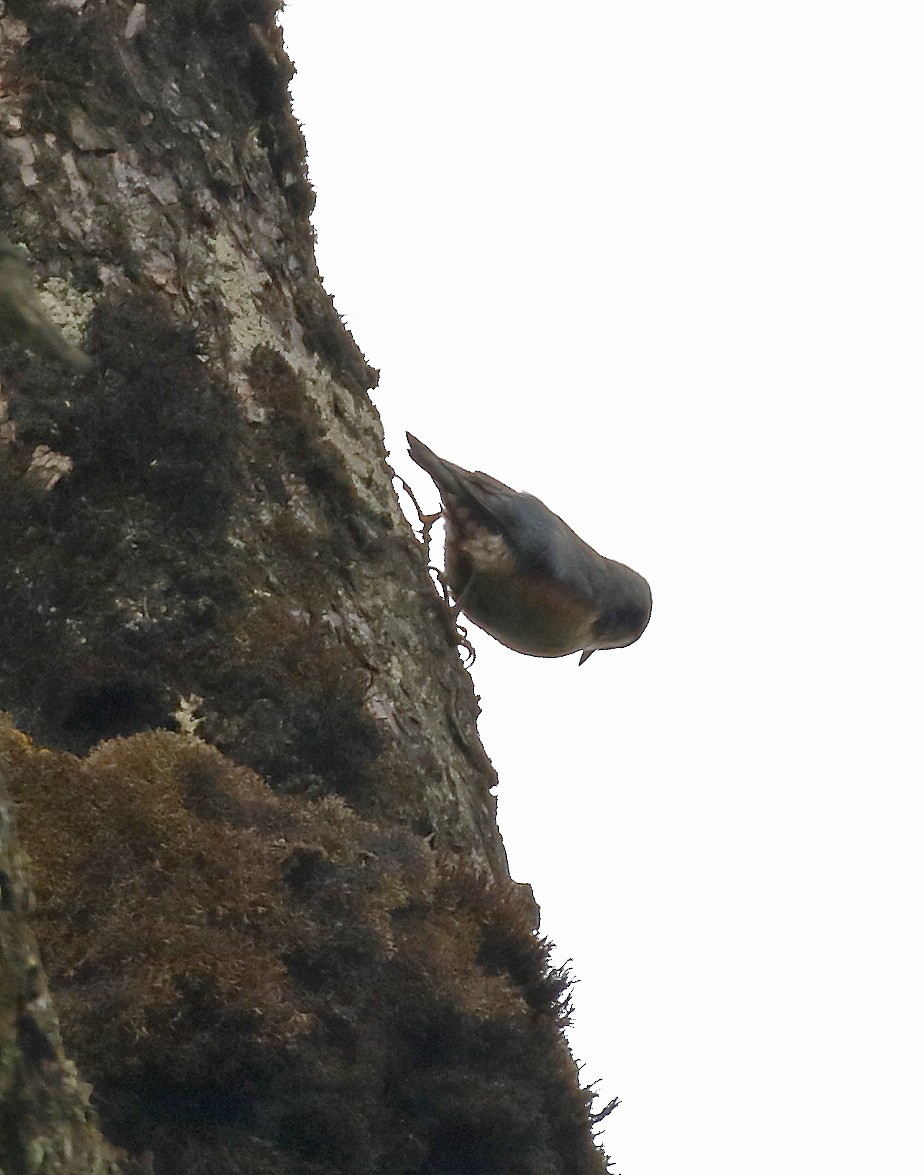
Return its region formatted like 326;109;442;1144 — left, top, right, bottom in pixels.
0;2;612;1172
0;756;122;1175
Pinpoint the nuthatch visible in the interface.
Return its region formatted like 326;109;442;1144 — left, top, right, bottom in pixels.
407;433;651;664
0;235;91;371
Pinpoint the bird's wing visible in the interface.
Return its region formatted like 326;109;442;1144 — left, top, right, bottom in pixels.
406;434;513;509
406;433;610;601
485;493;610;594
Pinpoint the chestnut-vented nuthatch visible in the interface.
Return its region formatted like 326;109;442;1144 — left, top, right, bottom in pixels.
407;433;651;664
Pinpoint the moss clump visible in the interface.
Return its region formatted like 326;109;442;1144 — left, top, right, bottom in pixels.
211;602;386;798
69;291;245;530
2;724;612;1174
0;289;248;750
294;285;380;398
5;287;245;534
0;311;383;791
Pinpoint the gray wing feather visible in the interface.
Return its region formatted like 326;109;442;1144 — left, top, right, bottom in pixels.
407;432;621;601
472;489;611;599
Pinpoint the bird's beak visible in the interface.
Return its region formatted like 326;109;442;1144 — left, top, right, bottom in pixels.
578;649;594;666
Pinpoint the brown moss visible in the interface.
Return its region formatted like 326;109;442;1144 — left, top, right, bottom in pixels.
0;382;387;791
0;302;377;778
5;731;300;1043
65;292;245;529
209;600;386;799
294;285;380;398
438;860;575;1020
1;4;610;1167
0;321;247;747
1;724;612;1174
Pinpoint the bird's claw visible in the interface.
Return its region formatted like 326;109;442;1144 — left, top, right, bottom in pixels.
456;623;476;667
397;464;475;666
428;565;476;665
428;564;452;607
396;474;442;547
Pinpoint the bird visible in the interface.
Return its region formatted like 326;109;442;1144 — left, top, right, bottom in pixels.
406;432;651;664
0;234;92;371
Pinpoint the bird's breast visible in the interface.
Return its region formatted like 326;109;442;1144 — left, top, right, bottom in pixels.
446;553;594;658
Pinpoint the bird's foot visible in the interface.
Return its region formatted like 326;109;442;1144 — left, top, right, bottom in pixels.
455;622;476;667
396;474;442;547
428;566;476;665
429;564;452;607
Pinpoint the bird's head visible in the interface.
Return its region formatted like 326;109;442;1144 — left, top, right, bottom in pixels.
579;572;652;664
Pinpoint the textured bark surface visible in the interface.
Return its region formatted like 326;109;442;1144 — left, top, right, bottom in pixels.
0;758;121;1175
0;2;613;1172
0;0;506;877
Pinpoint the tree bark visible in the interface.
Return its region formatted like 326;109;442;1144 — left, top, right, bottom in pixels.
0;2;612;1172
0;757;122;1175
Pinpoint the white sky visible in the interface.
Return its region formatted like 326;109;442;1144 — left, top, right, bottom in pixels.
283;4;923;1171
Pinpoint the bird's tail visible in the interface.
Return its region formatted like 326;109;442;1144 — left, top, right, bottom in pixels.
406;433;469;501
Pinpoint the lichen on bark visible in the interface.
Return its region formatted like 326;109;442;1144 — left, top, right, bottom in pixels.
0;1;616;1171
